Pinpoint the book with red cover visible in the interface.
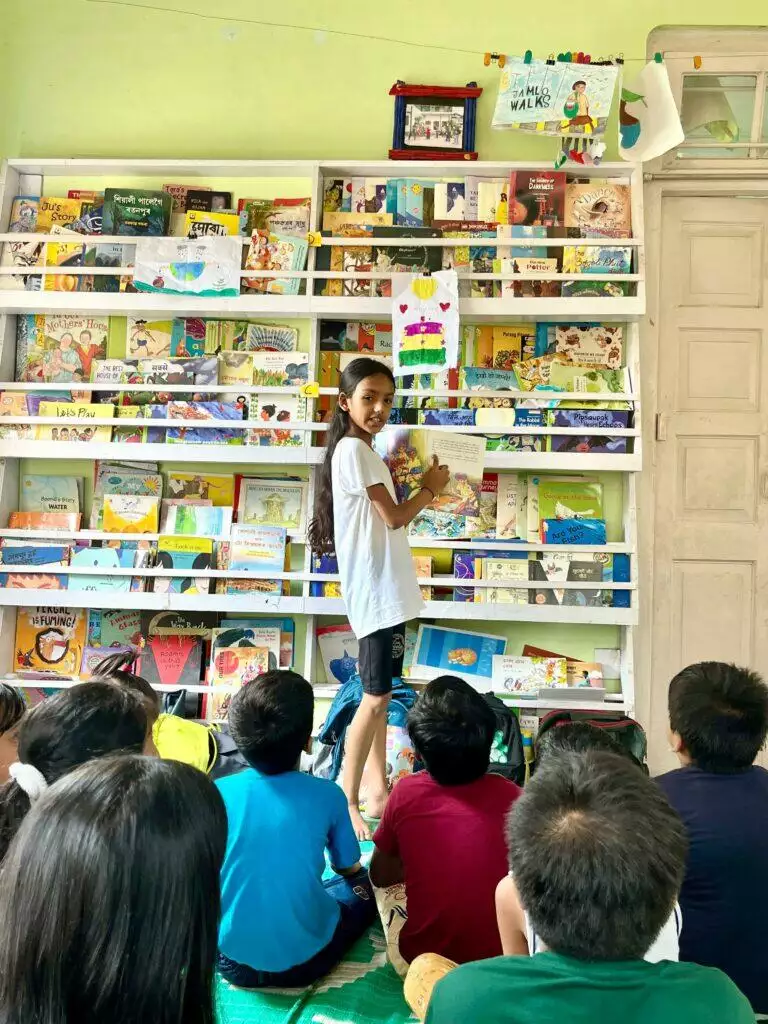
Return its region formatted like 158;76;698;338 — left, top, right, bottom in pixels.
139;634;204;689
508;171;566;230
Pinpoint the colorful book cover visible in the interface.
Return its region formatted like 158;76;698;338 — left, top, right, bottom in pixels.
548;408;631;431
126;317;174;359
238;479;307;532
548;362;630;405
412;624;506;683
41;315;108;382
0;235;45;292
529;552;610;607
495;473;520;539
161;502;232;536
240;197;311;237
491;655;568;696
496;257;560;297
229;524;287;573
162;183;210;213
102;189;173;236
564;183;632;238
206;646;270;720
155;535;213;594
8;510;81;530
562;245;632;277
251;351;309;387
80;644;137;679
239;322;299;352
210;624;281;673
221;617;294;668
43;229;85;293
0;392;34;440
186;189;233;213
243;231;308;296
139;635;204;688
477;179;506;223
102;494;160;534
316;624;359;686
492;326;527;370
309;552;341;597
364;178;388;213
540;518;607;545
321;211;393;233
248;395;305;447
371;227;442;297
165;472;235;506
555;325;623;369
35;401;114;443
508;171;566;228
412;554;433;601
434;182;466;221
170;317;209;357
87;608;143;647
94;464;162;498
183;209;240;238
537;479;604;525
166;401;245;445
20;475;80;514
218;351;254;398
9;195;39;232
0;544;70;569
323;178;344;212
412;429;486;520
465;473;498;539
14;607;87;678
36;197;83;233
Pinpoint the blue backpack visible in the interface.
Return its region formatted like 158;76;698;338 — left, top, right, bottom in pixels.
313;675;418;782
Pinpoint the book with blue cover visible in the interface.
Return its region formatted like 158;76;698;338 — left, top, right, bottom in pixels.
540;518;607;545
412;624;506;683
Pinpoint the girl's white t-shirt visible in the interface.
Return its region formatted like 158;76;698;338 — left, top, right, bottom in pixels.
331;436;424;640
524;902;682;962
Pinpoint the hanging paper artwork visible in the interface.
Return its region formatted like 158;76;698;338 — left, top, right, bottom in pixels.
133;237;240;296
619;59;684;162
391;270;459;377
492;57;619;137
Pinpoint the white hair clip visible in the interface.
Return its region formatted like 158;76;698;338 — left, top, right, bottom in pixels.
8;762;48;802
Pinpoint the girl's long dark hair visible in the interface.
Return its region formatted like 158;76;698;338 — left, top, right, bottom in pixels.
0;684;25;735
0;682;147;862
0;754;227;1024
308;357;396;554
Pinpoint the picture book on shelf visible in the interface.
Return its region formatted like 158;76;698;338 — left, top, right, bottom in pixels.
139;634;204;689
243;231;308;296
248;395;305;446
465;473;498;539
21;474;80;514
36;196;83;233
154;536;213;594
562;245;632;277
218;351;254;397
316;624;359;687
508;171;565;228
211;624;281;673
491;655;568;696
14;607;87;678
42;315;109;382
240;197;311;236
529;551;610;607
67;547;129;594
250;351;309;387
80;644;136;680
43;230;85;293
165;472;235;506
183;209;240;238
160;503;232;536
8;510;81;531
555;325;623;369
412;624;506;684
102;189;173;236
206;646;270;720
102;494;160;533
127;318;174;359
165;401;245;445
474;557;528;604
238;479;307;532
564;183;632;237
87;608;143;648
35;402;114;443
229;524;287;573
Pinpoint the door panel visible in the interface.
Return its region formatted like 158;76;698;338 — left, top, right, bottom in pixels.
650;196;768;772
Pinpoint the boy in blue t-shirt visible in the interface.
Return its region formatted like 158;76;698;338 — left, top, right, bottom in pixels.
657;661;768;1015
216;670;376;988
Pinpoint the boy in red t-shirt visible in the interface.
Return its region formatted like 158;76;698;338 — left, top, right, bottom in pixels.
371;675;521;966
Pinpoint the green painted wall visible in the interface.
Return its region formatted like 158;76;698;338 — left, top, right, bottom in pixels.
1;0;767;162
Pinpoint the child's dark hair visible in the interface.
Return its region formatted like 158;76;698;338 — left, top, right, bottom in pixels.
407;675;496;785
0;754;226;1024
534;720;644;771
91;649;161;725
0;682;147;861
308;357;396;554
508;750;687;961
668;661;768;772
228;670;313;774
0;685;25;736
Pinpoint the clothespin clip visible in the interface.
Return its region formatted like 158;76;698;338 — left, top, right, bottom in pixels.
483;52;506;68
615;52;625;65
575;51;584;64
300;382;320;399
693;55;702;69
584;54;591;63
306;231;322;247
483;52;491;66
523;49;533;64
421;270;433;277
654;51;663;63
546;52;556;65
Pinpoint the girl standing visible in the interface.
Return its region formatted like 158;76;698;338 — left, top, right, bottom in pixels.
309;358;449;839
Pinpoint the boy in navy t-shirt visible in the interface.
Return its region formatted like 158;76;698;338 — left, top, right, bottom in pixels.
657;661;768;1014
216;671;376;988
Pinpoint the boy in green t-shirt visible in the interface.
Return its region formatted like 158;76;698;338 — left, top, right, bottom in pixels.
424;751;753;1024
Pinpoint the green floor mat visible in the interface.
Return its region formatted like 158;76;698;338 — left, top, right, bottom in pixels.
215;924;416;1024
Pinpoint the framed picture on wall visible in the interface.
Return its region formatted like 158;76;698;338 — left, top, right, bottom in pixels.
389;81;482;161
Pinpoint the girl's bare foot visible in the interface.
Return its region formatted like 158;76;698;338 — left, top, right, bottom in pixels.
365;790;388;822
349;805;372;842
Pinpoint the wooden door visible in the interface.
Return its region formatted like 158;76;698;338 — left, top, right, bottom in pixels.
649;195;768;770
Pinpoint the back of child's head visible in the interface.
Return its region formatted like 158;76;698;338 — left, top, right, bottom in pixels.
535;720;631;767
0;754;227;1024
0;681;148;861
668;661;768;772
507;750;687;962
228;670;313;775
91;649;161;726
407;675;496;786
0;685;26;785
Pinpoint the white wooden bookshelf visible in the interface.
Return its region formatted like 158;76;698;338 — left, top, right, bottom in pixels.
0;157;644;715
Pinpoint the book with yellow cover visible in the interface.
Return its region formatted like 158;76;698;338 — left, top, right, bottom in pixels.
184;209;240;238
412;554;433;601
14;607;87;678
218;351;254;398
35;402;113;442
166;472;236;507
102;494;160;534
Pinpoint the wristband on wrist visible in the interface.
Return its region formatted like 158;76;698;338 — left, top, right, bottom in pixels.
422;486;435;501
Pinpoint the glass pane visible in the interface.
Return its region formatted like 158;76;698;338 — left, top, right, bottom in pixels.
679;74;756;158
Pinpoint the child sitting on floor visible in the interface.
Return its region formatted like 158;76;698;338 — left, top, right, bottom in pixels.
216;670;376;989
420;751;753;1024
495;721;681;962
370;675;521;967
0;684;25;784
657;661;768;1016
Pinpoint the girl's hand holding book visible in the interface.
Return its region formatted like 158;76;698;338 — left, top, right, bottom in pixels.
422;456;451;500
